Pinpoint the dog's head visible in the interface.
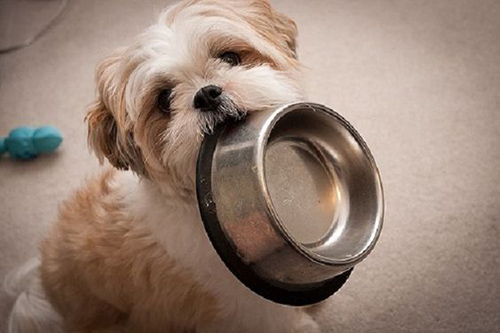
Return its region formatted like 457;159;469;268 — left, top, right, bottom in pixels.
86;0;304;191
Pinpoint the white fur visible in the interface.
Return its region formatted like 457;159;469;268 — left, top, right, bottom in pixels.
5;259;62;333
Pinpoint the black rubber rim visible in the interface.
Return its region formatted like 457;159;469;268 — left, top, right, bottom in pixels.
196;122;352;306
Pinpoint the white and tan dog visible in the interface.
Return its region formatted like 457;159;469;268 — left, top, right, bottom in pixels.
6;0;319;332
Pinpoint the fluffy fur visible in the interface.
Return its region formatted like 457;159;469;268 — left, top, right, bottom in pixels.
6;0;320;332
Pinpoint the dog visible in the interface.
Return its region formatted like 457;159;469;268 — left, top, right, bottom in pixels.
6;0;320;331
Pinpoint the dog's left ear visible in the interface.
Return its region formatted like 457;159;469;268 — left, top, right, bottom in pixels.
270;6;298;57
252;0;298;58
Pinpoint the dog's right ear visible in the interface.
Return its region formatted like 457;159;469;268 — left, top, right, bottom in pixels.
86;101;130;170
85;53;145;173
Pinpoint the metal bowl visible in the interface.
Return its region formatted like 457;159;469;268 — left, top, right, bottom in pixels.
196;102;384;306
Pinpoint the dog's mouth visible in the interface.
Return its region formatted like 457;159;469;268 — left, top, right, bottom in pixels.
198;96;247;134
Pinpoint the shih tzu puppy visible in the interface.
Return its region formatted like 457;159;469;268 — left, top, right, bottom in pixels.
6;0;319;332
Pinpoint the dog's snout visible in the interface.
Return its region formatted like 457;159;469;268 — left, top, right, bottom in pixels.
193;85;222;111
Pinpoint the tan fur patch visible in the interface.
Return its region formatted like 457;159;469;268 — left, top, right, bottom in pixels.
86;54;149;177
243;0;299;69
41;170;219;332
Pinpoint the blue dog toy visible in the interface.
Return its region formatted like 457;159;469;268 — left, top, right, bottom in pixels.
0;126;63;160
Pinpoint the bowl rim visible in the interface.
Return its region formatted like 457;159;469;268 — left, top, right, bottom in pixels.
256;102;385;265
196;105;354;305
196;102;384;305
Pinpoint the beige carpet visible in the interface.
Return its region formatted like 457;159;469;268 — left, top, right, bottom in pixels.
1;0;499;332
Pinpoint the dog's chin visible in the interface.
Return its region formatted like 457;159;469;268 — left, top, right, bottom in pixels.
198;97;247;135
168;105;245;193
164;101;252;195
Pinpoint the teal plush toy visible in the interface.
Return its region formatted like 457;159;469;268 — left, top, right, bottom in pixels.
0;126;63;160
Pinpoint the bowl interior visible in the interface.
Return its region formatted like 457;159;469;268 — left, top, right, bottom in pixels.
264;107;383;263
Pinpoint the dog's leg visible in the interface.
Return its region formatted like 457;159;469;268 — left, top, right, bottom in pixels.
5;259;63;333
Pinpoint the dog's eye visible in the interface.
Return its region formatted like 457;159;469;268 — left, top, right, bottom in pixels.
219;52;241;66
157;89;172;113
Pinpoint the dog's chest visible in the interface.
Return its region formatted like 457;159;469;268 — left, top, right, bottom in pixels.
115;172;297;331
117;172;244;295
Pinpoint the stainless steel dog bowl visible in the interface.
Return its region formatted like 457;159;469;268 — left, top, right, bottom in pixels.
196;102;384;305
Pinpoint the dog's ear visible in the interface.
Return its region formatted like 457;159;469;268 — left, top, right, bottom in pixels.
86;99;129;170
270;7;298;57
249;0;298;59
85;53;148;176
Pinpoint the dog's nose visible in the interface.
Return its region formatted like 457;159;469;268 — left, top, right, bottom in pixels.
193;85;222;111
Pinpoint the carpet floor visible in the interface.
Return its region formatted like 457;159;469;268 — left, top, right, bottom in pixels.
1;0;499;332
